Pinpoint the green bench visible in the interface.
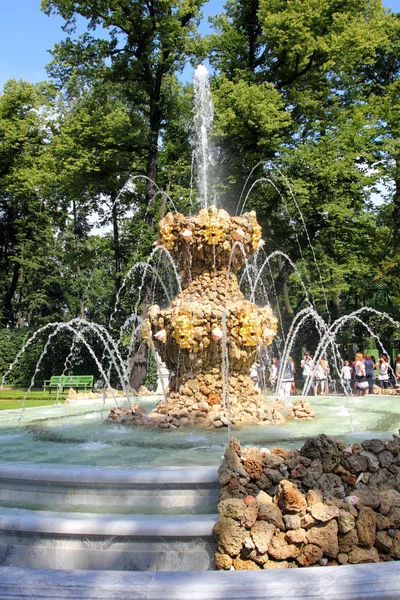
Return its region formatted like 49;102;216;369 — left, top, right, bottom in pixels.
43;376;94;393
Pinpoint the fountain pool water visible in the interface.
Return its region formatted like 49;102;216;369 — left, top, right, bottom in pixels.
1;394;399;468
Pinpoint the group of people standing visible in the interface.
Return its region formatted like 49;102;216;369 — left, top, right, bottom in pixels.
341;353;400;396
269;352;330;397
269;352;400;398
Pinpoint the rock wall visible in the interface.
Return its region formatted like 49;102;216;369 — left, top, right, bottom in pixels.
214;434;400;569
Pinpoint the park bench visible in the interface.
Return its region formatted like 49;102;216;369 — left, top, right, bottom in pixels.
43;375;94;393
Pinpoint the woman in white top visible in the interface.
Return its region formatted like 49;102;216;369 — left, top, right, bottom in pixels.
354;352;368;396
340;361;352;395
301;351;314;396
378;355;390;390
269;357;278;391
314;358;329;396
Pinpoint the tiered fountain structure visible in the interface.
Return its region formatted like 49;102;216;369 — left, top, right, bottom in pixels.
148;205;277;428
109;204;315;428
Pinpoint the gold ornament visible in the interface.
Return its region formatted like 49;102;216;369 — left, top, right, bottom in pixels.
239;311;262;346
251;220;262;250
141;319;153;347
171;313;195;349
159;222;175;250
204;209;225;245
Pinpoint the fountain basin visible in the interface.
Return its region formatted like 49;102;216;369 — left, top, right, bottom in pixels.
1;562;400;599
1;395;400;467
0;463;219;513
0;507;216;571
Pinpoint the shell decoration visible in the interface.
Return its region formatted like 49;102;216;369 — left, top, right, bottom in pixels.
211;327;223;342
154;328;167;344
181;229;193;242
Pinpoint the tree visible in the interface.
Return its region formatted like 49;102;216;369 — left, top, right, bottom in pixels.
0;79;66;328
41;0;205;222
207;0;396;321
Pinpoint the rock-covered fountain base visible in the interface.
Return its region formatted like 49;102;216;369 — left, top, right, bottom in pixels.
108;394;315;429
109;205;315;429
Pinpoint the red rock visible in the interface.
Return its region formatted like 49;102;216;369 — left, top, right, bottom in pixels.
356;507;376;548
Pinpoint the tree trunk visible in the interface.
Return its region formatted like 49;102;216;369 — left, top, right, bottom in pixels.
393;154;400;243
111;200;121;295
274;256;295;298
129;282;152;391
17;242;24;327
277;254;294;315
1;260;20;327
72;200;85;320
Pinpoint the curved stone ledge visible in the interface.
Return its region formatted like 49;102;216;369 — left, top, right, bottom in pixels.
0;462;219;484
1;562;400;599
0;463;220;513
0;507;217;571
0;506;217;536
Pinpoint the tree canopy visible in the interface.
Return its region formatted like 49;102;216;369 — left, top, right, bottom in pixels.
1;0;400;385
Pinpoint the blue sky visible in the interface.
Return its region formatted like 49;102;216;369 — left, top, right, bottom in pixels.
1;0;400;89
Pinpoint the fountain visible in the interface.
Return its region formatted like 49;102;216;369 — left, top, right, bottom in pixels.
1;65;400;596
107;205;312;429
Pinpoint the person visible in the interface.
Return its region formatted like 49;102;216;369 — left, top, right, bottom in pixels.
301;351;314;396
378;354;390;391
354;352;368;396
314;357;329;395
340;360;352;395
363;353;376;395
269;357;278;391
395;354;400;386
278;356;295;398
250;363;259;388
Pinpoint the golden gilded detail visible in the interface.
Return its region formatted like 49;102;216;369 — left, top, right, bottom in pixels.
171;313;195;349
204;216;225;245
239;311;263;346
141;319;153;347
159;222;175;250
251;215;262;250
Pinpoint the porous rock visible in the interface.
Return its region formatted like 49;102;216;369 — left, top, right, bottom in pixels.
232;558;260;570
251;521;275;554
307;520;339;558
356;507;376;548
258;503;284;529
348;546;380;564
276;480;307;514
296;544;323;567
215;553;233;570
213;517;246;556
218;499;247;521
301;434;343;473
268;532;301;561
311;502;340;522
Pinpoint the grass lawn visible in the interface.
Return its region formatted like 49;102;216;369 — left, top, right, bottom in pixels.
0;399;66;411
0;390;66;410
